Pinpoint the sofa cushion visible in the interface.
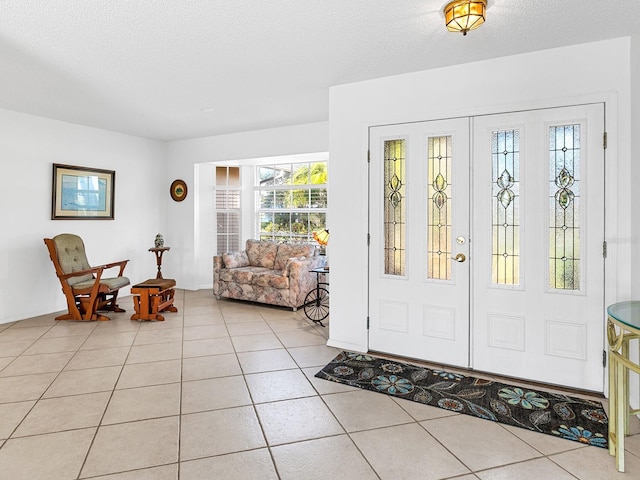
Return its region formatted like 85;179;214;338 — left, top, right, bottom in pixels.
219;266;272;285
251;271;290;289
222;251;249;269
274;243;316;271
246;240;278;269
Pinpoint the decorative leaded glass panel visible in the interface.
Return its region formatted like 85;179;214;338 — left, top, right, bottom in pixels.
491;130;520;285
549;124;581;290
427;136;452;280
383;139;406;276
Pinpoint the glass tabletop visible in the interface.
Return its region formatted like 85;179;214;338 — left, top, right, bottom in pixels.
607;301;640;331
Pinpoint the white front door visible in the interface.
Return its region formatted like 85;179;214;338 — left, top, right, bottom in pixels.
368;118;471;367
471;105;605;391
368;104;606;391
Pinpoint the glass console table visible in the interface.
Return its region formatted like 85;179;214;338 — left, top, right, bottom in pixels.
607;301;640;472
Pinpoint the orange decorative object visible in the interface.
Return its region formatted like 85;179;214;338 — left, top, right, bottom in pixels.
313;229;330;246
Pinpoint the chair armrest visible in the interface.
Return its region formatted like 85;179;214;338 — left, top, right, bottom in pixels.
101;259;129;277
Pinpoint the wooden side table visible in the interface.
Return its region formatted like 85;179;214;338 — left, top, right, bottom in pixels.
607;301;640;472
149;247;170;279
131;278;178;321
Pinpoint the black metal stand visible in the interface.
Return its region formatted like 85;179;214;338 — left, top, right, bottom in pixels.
303;267;330;326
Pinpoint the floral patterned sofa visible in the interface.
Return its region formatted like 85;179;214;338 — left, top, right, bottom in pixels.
213;239;323;310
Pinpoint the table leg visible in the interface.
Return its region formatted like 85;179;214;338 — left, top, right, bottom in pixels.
154;251;165;279
622;337;630;435
161;289;178;313
151;294;164;321
131;291;151;321
609;351;617;457
616;357;626;472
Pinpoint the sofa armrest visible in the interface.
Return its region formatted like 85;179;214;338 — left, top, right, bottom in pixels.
286;256;321;278
213;255;224;272
213;255;224;296
287;256;325;308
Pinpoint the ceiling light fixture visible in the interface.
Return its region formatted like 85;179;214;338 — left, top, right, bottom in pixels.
444;0;487;36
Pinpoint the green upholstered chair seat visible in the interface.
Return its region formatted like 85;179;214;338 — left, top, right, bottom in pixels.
72;276;131;291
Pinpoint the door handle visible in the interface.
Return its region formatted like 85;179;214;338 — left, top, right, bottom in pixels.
451;253;466;263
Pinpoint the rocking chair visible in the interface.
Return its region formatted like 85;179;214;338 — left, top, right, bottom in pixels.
44;233;130;321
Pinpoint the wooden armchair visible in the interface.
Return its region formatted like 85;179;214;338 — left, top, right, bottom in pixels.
44;233;130;321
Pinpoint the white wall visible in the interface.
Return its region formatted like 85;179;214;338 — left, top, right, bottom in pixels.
628;34;640;409
328;38;634;365
164;122;330;290
632;35;640;299
0;113;328;324
0;109;167;324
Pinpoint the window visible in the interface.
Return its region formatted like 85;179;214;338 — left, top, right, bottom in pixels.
383;139;406;276
549;124;581;291
492;129;520;286
215;166;241;254
427;136;452;281
256;161;328;243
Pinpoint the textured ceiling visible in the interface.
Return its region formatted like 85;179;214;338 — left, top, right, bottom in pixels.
0;1;637;141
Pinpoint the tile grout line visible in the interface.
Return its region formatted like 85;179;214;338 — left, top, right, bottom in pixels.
252;304;284;480
1;318;100;461
176;289;187;480
75;305;144;479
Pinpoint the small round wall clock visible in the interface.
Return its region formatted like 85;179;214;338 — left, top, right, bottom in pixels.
170;179;188;202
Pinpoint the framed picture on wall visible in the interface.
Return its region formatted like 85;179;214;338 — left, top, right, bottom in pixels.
51;164;115;220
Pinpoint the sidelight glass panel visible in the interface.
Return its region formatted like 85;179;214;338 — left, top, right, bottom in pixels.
383;139;406;276
491;130;520;285
427;136;453;280
549;124;581;290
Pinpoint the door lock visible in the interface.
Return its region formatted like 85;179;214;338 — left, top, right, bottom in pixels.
451;253;466;263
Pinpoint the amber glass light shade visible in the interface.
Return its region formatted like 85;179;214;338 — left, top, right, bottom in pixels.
313;229;330;246
444;0;487;35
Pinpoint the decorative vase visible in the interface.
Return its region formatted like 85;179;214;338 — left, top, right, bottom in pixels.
154;233;164;248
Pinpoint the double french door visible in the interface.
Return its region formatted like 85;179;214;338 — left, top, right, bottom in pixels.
368;104;605;391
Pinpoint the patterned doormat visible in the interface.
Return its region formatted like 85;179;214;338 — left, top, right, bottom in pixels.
315;351;608;448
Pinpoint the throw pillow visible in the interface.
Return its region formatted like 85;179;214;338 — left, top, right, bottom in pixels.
223;251;249;269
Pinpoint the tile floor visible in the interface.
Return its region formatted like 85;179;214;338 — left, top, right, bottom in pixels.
0;289;638;479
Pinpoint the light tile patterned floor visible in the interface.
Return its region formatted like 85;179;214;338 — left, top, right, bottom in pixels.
0;289;638;479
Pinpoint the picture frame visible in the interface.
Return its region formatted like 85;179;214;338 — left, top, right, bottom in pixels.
170;179;188;202
52;163;115;220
